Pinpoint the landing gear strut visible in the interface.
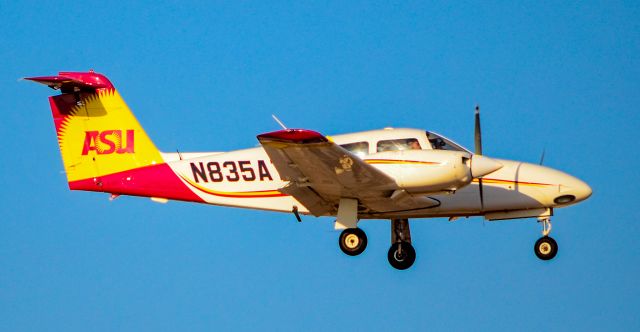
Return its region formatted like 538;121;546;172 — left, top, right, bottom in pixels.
339;228;367;256
534;218;558;260
388;219;416;270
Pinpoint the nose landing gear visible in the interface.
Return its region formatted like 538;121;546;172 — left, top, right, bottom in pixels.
534;218;558;260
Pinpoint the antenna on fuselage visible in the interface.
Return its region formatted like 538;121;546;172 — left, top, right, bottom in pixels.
271;114;288;130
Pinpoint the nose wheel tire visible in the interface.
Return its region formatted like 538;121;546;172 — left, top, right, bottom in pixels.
339;228;368;256
534;236;558;260
387;241;416;270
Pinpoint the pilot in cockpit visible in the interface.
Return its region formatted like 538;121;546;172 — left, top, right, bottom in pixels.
429;137;446;150
425;131;468;152
408;139;422;150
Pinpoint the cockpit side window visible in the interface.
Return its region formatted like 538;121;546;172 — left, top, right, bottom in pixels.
426;131;467;152
340;141;369;157
376;138;422;152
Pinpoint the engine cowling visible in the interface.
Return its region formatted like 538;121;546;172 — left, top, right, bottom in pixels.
364;149;501;194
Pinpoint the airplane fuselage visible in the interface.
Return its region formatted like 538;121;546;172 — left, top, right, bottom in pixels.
156;128;591;221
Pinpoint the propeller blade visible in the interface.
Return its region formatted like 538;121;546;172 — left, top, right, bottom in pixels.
478;178;485;210
474;105;482;155
474;105;486;211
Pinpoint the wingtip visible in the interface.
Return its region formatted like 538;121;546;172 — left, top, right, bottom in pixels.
257;129;328;144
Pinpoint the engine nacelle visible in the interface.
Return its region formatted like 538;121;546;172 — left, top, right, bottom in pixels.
364;149;473;193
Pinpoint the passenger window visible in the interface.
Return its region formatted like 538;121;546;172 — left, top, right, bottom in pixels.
376;138;422;152
340;141;369;157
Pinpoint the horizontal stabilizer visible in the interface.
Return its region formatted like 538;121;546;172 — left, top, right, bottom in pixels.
24;71;114;92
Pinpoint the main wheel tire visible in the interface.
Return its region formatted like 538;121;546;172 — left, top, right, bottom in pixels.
387;242;416;270
534;236;558;260
339;228;368;256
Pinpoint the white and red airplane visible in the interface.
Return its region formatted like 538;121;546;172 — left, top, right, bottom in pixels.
26;71;592;270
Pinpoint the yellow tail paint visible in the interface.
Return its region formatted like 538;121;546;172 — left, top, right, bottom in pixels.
50;89;163;182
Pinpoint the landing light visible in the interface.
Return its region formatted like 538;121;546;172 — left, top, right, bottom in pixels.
554;195;576;204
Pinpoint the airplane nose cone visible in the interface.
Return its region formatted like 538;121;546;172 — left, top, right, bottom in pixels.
554;174;592;205
471;155;503;178
564;176;592;202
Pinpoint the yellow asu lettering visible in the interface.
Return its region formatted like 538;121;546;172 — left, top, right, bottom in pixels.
82;130;135;155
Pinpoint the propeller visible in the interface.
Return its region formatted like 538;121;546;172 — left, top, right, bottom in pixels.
475;105;486;210
471;105;503;211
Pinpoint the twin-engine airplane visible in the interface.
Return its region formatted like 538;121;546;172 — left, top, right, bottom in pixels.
26;71;592;270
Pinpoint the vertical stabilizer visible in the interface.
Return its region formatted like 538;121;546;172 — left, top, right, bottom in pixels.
26;72;164;189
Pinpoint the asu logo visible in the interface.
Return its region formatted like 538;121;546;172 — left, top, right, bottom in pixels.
82;130;135;155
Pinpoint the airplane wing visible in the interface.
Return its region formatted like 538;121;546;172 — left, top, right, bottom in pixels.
257;129;439;216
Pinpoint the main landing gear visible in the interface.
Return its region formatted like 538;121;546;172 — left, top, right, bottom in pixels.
339;228;368;256
337;219;416;270
534;218;558;260
388;219;416;270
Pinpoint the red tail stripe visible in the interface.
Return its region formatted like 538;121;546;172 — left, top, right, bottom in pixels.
68;163;204;203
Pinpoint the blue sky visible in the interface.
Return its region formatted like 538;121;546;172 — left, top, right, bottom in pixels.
1;1;639;330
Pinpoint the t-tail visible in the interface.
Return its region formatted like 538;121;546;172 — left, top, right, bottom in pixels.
25;71;201;202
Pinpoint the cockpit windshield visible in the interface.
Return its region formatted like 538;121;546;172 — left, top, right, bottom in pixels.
426;131;469;152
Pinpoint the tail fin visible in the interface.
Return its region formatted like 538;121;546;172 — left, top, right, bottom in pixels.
26;71;164;189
